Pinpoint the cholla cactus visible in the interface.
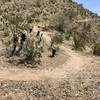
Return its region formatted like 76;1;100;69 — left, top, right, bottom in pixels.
23;31;44;65
2;11;44;65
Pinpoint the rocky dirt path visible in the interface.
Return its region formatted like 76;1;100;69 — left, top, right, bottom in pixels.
0;39;92;81
0;25;93;81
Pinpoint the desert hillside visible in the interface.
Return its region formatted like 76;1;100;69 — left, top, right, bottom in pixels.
0;0;100;100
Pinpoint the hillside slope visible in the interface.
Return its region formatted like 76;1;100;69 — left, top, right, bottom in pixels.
0;0;100;41
0;0;100;100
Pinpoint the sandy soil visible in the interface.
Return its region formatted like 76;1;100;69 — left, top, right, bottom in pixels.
0;28;99;99
0;32;92;81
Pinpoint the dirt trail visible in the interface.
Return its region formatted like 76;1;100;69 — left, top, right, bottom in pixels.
0;42;92;81
0;27;92;81
77;18;100;23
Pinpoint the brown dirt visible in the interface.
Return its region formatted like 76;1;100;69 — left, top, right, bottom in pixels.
0;27;99;100
0;26;94;81
0;41;92;81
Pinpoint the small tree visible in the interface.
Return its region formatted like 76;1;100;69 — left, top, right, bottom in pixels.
73;31;86;50
65;30;72;40
23;38;43;65
48;33;63;57
51;33;63;45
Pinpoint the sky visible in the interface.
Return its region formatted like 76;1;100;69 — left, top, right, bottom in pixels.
72;0;100;16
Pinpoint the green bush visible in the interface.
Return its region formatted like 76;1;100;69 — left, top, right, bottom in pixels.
73;32;86;50
23;38;43;65
1;8;43;65
23;38;35;60
49;13;65;32
51;34;63;45
93;43;100;56
65;30;72;40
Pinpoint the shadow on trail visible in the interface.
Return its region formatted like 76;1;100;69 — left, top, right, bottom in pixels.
7;56;38;68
